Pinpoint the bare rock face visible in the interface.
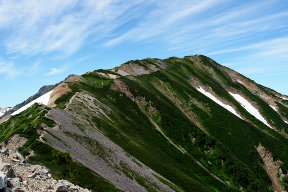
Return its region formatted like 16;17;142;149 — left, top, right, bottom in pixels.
113;59;167;76
55;185;70;192
2;135;27;153
0;171;7;189
8;177;21;188
0;145;90;192
1;164;15;178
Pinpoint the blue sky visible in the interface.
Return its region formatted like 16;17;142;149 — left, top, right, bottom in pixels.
0;0;288;107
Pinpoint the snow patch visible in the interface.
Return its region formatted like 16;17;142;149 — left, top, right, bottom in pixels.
237;80;244;85
229;92;271;128
0;107;12;117
12;90;53;116
196;87;242;119
269;105;277;112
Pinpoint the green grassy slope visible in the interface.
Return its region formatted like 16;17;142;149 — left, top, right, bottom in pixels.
55;55;288;191
2;55;288;191
0;104;122;192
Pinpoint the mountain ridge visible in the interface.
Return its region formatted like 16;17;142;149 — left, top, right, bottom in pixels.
1;54;288;192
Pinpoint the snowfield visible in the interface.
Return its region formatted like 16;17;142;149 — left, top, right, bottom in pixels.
229;92;271;128
0;107;12;117
11;90;53;116
196;87;243;119
269;105;277;112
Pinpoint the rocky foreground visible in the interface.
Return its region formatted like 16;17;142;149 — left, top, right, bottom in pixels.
0;144;90;192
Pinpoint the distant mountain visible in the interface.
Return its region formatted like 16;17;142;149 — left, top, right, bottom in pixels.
3;74;77;117
3;85;55;117
0;107;12;117
1;55;288;192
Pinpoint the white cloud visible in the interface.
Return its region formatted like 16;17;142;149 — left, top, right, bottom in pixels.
104;0;226;47
209;0;275;25
166;9;288;55
0;0;149;56
0;60;44;78
0;61;21;77
0;0;287;79
207;36;288;56
0;0;231;55
216;37;288;76
46;68;65;76
1;0;285;60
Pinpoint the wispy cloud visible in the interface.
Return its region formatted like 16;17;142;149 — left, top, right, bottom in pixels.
0;0;287;106
0;61;21;77
46;68;66;76
1;0;287;60
215;36;288;76
166;9;288;54
104;0;226;47
0;0;287;84
208;37;288;56
23;61;42;76
0;0;149;56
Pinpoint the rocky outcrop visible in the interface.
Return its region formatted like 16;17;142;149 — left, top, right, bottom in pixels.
0;141;90;192
2;135;27;153
113;59;167;76
0;171;7;189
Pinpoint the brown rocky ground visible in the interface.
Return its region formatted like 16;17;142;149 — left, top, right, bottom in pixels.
0;137;90;192
256;144;284;192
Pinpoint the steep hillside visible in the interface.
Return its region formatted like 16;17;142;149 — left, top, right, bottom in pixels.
1;55;288;192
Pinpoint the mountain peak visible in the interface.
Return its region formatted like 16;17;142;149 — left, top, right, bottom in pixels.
1;55;288;192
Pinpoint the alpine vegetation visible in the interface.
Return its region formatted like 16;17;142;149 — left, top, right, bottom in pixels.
1;55;288;192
